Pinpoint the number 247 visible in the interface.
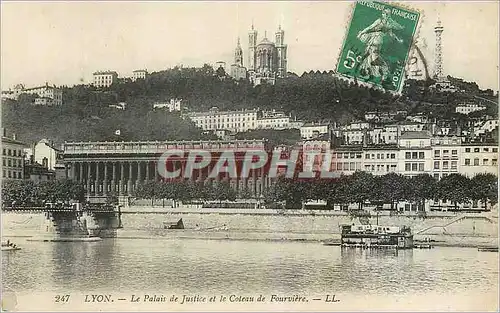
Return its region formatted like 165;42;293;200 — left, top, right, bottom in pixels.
54;295;70;303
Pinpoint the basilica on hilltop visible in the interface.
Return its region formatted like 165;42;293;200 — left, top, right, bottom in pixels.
230;24;288;85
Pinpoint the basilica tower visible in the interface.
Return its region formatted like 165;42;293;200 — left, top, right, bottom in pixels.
275;25;288;78
248;23;258;72
234;37;243;67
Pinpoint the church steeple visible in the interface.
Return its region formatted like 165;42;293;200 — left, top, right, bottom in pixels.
234;37;243;67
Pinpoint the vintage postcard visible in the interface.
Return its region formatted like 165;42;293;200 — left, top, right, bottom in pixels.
1;1;499;312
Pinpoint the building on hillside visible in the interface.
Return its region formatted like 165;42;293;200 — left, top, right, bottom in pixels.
455;103;486;115
153;99;183;112
93;71;118;88
301;137;331;174
2;83;63;105
247;24;287;85
132;69;148;81
368;126;400;145
255;110;290;130
398;131;433;177
24;161;56;183
187;107;259;133
430;135;462;180
473;119;499;138
1;128;26;180
230;38;247;81
33;139;63;171
459;144;498;178
362;146;399;174
331;147;363;175
300;122;331;140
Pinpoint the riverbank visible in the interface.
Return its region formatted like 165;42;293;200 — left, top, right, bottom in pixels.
2;210;498;248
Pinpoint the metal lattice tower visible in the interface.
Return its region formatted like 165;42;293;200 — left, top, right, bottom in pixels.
434;17;444;79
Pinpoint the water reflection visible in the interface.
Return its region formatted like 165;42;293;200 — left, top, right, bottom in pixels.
51;240;117;292
2;239;498;297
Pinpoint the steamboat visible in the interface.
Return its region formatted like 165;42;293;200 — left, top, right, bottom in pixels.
340;224;414;249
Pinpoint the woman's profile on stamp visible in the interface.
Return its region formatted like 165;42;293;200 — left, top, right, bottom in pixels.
357;8;404;81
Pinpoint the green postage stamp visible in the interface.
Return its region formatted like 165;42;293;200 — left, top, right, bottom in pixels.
336;1;420;92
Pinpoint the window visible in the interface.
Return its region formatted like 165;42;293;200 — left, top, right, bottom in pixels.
433;173;440;180
419;152;424;159
418;163;424;171
419;141;424;147
451;161;457;169
337;163;342;170
493;148;498;153
12;150;16;156
452;150;457;155
434;161;440;169
443;161;449;169
465;148;471;152
7;149;11;156
465;159;470;165
343;163;349;170
483;159;489;165
405;152;411;159
474;158;479;166
412;152;418;159
412;163;418;171
443;150;449;154
435;150;440;157
405;163;411;171
350;162;355;171
2;149;5;155
493;159;498;165
391;153;396;159
474;148;480;153
484;148;489;152
7;159;11;167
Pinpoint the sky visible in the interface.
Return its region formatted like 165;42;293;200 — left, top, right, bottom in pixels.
1;1;499;91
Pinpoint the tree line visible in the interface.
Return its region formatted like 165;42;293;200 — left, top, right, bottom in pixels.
2;172;496;211
2;179;85;207
265;172;497;210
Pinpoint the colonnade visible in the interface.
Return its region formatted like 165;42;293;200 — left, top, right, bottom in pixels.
64;160;270;196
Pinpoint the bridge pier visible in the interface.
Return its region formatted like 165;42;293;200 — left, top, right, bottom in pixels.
43;206;121;238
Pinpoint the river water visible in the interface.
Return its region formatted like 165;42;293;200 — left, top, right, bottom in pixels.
2;235;499;311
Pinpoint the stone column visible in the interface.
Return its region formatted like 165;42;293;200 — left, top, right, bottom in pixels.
154;161;159;182
136;161;142;188
70;162;76;181
94;162;100;195
111;162;117;193
120;162;125;195
86;162;92;195
103;162;108;196
146;161;151;181
128;162;133;195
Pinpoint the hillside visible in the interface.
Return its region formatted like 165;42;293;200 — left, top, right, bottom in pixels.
1;64;497;147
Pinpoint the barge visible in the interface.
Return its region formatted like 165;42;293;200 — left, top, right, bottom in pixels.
340;224;414;249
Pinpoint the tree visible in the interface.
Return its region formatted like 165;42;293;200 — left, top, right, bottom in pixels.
348;172;375;209
377;173;410;210
470;173;498;208
409;174;438;211
437;174;472;210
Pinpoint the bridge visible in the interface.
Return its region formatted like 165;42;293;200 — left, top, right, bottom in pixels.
3;201;122;238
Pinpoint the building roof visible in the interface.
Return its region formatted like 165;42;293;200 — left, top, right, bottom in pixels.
133;69;148;73
301;122;331;127
399;131;432;139
1;136;26;146
93;71;118;75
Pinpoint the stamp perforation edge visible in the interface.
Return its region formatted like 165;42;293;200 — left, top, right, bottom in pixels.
334;0;426;95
